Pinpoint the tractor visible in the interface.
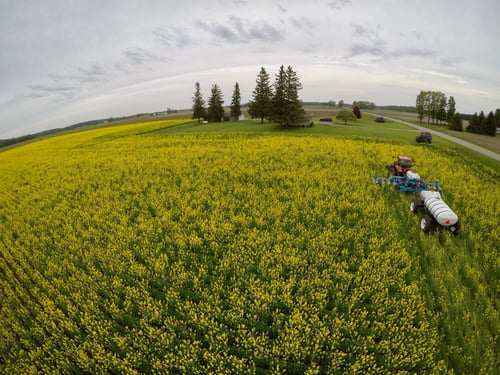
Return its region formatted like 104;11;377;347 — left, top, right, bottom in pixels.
373;158;461;236
386;156;415;177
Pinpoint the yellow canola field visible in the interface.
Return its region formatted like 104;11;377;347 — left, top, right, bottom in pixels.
0;120;498;374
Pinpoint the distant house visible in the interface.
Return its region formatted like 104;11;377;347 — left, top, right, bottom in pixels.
154;110;169;116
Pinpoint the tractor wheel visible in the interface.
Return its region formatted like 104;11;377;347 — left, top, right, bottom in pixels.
410;199;418;213
449;220;461;236
386;165;395;178
420;215;434;233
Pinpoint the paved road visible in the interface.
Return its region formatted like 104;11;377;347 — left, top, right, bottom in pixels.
370;114;500;162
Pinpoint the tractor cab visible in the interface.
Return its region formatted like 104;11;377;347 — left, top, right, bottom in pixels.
386;156;416;177
397;156;412;168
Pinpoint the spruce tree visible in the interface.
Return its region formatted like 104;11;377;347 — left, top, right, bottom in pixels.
248;67;272;123
478;111;486;134
192;82;206;123
230;82;242;121
207;84;224;122
284;65;306;125
485;111;496;136
271;65;287;126
449;113;463;131
467;112;478;133
271;65;306;127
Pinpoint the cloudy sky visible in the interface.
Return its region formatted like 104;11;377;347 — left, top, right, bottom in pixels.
1;0;499;138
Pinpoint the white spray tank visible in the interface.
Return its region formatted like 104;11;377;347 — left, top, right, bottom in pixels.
419;190;459;226
406;171;421;180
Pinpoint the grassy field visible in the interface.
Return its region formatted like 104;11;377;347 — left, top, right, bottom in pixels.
0;118;498;374
3;106;498;157
374;109;500;153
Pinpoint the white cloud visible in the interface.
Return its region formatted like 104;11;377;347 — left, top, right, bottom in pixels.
0;0;499;138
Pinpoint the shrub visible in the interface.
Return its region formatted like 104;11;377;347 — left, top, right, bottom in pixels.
353;106;362;119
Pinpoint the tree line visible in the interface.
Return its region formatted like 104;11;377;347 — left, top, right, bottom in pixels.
352;100;376;110
192;65;308;127
192;82;229;123
466;110;499;136
0;118;111;148
377;105;415;112
415;90;463;132
0;110;183;148
415;90;456;125
416;90;498;136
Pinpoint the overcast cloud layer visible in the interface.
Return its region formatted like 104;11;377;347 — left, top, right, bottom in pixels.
1;0;499;138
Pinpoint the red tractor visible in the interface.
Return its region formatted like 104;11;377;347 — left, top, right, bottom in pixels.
386;156;416;177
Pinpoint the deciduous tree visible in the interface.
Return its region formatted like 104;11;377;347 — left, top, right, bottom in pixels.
416;90;449;124
416;90;427;123
447;96;456;124
336;109;356;125
437;92;448;124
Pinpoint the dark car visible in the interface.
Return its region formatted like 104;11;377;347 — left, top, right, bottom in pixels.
416;131;432;143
